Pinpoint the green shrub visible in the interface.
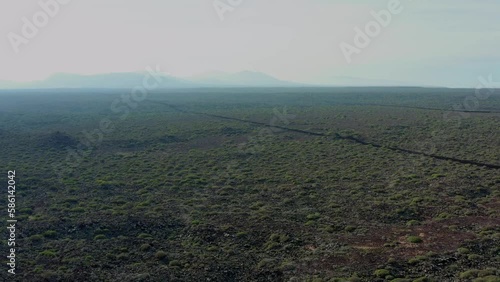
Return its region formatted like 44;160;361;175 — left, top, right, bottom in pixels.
39;250;57;257
30;234;44;242
460;269;479;279
406;220;420;226
269;233;281;241
137;233;153;239
407;235;423;243
236;231;248;238
169;260;182;268
256;258;275;269
70;207;85;213
473;276;500;282
140;244;151;251
408;255;426;264
207;246;218;252
477;268;498;277
374;269;390;278
279;261;295;271
436;212;451;219
94;234;106;240
344;225;356;232
468;254;482;260
306;213;321;220
43;230;57;238
155;251;168;260
116;253;128;260
265;241;280;250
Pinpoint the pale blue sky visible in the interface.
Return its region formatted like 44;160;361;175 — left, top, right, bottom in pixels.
1;0;499;87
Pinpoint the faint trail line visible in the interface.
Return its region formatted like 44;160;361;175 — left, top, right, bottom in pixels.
341;135;500;169
146;100;500;170
145;100;324;136
337;103;500;113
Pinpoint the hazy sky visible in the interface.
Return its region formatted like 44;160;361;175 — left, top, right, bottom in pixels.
1;0;499;87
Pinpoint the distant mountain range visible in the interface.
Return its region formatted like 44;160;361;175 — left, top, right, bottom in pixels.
0;71;441;89
0;71;302;89
187;70;303;87
318;76;440;88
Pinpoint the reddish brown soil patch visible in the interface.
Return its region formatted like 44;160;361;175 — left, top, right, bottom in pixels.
308;216;500;274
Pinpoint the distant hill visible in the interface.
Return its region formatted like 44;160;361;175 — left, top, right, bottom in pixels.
188;70;302;87
317;76;441;88
0;72;190;89
0;71;302;89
